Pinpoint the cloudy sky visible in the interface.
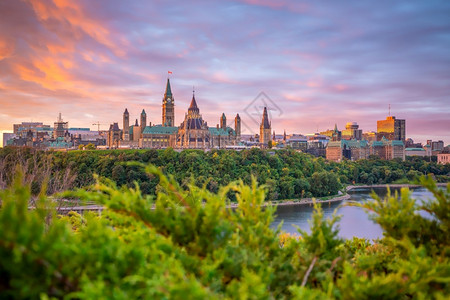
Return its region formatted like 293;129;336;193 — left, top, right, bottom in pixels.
1;0;449;145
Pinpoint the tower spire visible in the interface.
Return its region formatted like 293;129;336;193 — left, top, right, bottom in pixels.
162;77;175;127
164;78;172;98
261;107;270;129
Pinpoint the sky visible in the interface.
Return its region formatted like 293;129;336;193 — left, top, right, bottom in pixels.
1;0;449;146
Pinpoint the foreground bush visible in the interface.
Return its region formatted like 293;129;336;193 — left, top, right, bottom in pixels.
0;166;449;299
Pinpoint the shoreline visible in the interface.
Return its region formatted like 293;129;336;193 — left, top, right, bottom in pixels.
226;193;352;209
58;182;448;213
346;182;448;191
230;182;449;209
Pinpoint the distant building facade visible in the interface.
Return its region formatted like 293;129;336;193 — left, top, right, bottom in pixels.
437;153;450;165
326;140;370;162
341;122;362;140
377;116;405;141
405;148;427;157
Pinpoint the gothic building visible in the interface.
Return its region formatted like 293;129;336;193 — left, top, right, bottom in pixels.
162;79;175;127
177;92;210;148
123;109;129;141
235;114;241;141
112;78;241;149
260;107;272;147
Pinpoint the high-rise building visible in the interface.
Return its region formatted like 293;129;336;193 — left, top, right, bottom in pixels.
162;78;175;127
123;108;129;141
377;116;405;141
363;131;377;142
260;107;271;147
431;140;444;152
341;122;362;140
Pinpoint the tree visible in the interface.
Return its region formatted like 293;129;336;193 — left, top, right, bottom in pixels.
85;143;96;150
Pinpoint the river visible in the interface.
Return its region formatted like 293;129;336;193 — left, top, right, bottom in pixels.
271;187;435;240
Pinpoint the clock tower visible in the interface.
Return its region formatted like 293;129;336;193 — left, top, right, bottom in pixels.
162;78;175;127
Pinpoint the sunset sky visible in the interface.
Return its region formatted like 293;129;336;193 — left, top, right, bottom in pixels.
1;0;449;145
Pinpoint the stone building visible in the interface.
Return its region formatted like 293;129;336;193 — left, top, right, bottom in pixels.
162;78;175;127
114;78;240;149
107;123;121;148
176;93;211;148
371;137;405;160
260;107;271;147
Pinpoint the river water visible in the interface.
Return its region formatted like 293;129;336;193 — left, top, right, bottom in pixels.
272;187;435;240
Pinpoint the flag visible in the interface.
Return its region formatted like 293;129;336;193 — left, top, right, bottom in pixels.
168;71;173;74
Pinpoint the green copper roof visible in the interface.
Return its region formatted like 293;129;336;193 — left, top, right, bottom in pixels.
405;148;425;151
328;139;369;148
165;78;172;98
372;141;383;146
208;127;229;136
391;140;404;146
142;125;178;135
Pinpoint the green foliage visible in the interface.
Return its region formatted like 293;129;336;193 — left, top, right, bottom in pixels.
308;171;342;197
1;165;449;298
4;147;447;201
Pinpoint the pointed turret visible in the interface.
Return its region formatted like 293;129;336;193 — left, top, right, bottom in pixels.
162;78;175;126
334;123;338;132
261;107;270;129
188;92;199;114
135;119;139;126
164;78;172;98
260;107;272;147
123;108;130;141
140;109;147;132
220;113;226;129
283;130;287;141
235;113;241;140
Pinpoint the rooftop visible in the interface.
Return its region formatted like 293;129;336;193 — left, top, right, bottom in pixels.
142;125;178;135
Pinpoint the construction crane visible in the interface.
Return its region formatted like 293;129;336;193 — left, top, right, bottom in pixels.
92;122;107;132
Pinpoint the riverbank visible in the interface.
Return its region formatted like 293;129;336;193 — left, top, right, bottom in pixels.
226;193;351;209
249;182;449;209
346;182;448;191
58;182;448;213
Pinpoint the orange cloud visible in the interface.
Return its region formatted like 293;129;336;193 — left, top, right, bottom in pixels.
29;0;127;57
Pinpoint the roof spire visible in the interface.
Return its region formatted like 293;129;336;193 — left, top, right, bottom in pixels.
261;107;270;129
188;88;199;114
164;78;172;98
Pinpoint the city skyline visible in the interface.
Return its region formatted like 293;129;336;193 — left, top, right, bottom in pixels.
1;0;449;146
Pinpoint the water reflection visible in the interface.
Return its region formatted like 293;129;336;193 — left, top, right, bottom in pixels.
272;187;433;240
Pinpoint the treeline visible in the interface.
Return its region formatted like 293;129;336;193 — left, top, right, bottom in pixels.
0;146;449;199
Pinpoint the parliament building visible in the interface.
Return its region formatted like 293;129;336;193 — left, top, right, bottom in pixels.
108;79;241;149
